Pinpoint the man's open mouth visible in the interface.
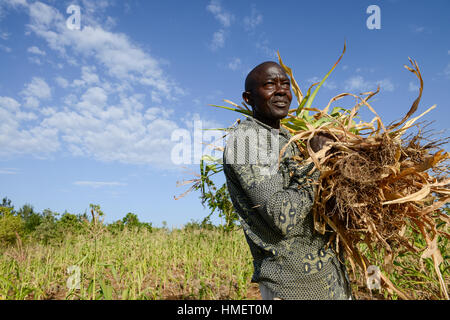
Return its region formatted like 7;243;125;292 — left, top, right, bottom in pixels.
272;100;289;107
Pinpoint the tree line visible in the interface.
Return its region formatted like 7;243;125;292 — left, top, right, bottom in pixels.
0;197;155;247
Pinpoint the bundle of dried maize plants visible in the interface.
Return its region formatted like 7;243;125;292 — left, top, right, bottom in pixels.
277;48;449;299
197;44;448;299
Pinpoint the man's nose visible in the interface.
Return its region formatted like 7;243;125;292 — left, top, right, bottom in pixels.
274;82;287;94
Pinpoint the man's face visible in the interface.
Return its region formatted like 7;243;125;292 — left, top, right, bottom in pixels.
244;64;292;127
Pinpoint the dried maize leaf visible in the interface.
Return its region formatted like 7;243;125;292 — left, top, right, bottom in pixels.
393;105;436;139
277;51;303;105
388;58;424;131
382;185;431;205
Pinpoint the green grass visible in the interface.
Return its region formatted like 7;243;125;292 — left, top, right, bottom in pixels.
347;222;449;300
0;224;447;300
0;227;256;300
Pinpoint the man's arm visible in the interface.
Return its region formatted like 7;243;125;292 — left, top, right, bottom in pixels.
225;156;319;237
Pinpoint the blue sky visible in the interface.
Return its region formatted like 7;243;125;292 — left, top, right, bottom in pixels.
0;0;449;227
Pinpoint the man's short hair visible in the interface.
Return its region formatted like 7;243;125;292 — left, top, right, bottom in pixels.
244;61;282;92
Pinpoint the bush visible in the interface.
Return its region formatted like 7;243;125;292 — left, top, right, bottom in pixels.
18;204;42;234
57;212;84;234
0;207;24;246
122;212;153;232
183;219;216;232
122;212;140;228
106;220;124;235
32;209;62;244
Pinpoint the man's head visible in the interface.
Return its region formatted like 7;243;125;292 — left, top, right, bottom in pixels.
243;61;292;129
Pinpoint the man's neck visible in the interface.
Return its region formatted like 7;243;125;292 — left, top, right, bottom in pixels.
253;114;280;129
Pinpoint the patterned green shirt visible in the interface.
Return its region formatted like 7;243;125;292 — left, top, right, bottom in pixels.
223;116;352;300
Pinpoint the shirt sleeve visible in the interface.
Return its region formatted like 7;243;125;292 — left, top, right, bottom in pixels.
224;148;320;237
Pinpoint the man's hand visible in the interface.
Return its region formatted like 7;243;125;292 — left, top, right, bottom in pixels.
310;132;336;153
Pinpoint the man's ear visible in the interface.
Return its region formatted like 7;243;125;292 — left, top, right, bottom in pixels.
242;91;253;107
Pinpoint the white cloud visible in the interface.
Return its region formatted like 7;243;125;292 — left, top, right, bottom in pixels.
23;96;39;108
345;76;369;92
344;76;394;93
206;0;233;51
76;86;108;114
79;0;115;28
256;38;276;58
243;6;263;31
21;77;51;108
28;56;42;65
0;96;20;111
24;1;182;101
81;66;99;84
144;107;174;121
3;0;28;8
206;0;233;28
0;105;60;156
34;92;186;167
210;29;225;51
21;77;52;108
40;107;56;117
15;110;37;121
0;1;201;169
150;91;162;104
408;81;419;92
228;57;241;71
22;77;51;99
73;181;127;188
444;63;450;77
0;31;10;40
375;79;394;92
28;1;58;27
1;89;221;168
55;76;69;88
307;76;337;90
72;66;100;87
0;44;11;52
410;25;431;34
27;46;46;55
0;168;19;175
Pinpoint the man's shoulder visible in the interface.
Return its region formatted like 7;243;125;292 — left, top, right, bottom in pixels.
232;117;259;131
227;117;271;138
224;118;270;153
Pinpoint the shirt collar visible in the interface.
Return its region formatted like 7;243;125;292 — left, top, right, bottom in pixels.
245;116;292;138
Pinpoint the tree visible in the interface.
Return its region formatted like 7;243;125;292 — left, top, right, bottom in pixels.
0;202;23;246
33;209;61;244
122;212;140;228
193;156;238;231
58;212;83;234
1;197;13;210
18;204;42;233
122;212;153;232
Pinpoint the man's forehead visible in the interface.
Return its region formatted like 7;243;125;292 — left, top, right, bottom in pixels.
245;62;289;91
257;65;289;79
254;62;283;74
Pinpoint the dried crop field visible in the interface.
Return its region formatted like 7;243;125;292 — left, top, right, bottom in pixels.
0;227;258;300
0;224;447;300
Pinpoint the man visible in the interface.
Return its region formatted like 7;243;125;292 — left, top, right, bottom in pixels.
223;61;352;300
